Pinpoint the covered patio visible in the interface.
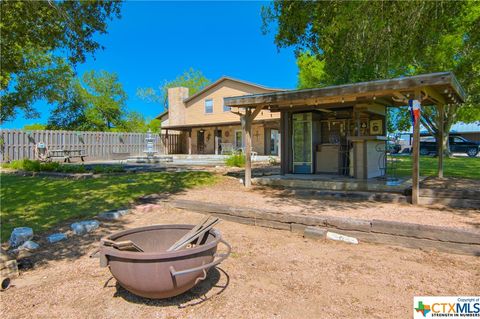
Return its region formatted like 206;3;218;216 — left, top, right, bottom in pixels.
224;72;466;204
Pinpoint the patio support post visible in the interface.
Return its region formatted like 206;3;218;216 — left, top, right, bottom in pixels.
242;105;264;188
411;90;421;205
214;127;219;155
188;130;192;155
165;129;169;155
244;109;252;187
438;103;445;178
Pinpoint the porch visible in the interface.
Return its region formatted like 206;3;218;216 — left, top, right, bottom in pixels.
253;173;410;194
224;72;467;205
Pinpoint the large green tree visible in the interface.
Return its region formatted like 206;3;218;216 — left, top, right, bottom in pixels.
47;70;152;133
0;0;122;122
137;68;211;108
263;0;480;154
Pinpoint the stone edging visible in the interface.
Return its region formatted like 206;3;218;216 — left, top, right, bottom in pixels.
168;199;480;256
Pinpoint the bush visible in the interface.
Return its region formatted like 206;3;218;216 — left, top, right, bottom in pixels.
6;159;41;171
225;154;245;167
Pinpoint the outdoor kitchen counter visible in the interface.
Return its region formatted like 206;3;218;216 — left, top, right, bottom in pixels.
348;136;387;179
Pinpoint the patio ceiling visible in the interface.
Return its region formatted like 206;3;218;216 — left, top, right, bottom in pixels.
224;72;466;111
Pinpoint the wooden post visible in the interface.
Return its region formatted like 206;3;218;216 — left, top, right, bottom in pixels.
188;130;192;155
242;105;264;188
243;110;252;187
214;127;219;155
438;103;444;178
412;91;421;205
165;129;169;155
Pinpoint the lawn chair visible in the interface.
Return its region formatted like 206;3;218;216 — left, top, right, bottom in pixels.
237;147;258;161
34;142;50;162
220;143;234;155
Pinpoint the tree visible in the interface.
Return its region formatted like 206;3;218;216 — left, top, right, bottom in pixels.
137;68;211;108
23;123;46;130
0;0;122;123
78;70;128;131
47;70;130;131
263;0;480;155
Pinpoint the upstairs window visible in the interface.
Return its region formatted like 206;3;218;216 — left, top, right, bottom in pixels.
205;99;213;113
223;102;230;112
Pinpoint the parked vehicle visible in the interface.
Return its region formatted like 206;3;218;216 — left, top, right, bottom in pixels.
419;135;480;157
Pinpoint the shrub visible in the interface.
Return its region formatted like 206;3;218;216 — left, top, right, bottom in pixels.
7;159;41;171
225;154;245;167
40;162;61;172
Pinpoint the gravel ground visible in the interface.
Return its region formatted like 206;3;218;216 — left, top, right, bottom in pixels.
173;176;480;230
1;205;479;319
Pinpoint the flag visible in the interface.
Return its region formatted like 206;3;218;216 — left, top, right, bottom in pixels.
408;99;421;125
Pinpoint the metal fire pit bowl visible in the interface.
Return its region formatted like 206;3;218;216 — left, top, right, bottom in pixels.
98;224;231;299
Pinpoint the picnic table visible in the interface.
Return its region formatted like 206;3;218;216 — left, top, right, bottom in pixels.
48;149;87;163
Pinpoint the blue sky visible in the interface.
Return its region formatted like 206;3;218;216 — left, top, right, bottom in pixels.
4;1;298;129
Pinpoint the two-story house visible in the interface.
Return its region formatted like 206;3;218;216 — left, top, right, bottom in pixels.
157;77;282;155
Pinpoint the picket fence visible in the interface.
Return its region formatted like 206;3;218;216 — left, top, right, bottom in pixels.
0;129;182;162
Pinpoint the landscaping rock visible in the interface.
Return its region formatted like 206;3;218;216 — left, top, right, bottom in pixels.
71;220;100;235
47;233;68;243
19;240;40;250
326;231;359;244
304;226;327;240
98;209;129;220
9;227;33;248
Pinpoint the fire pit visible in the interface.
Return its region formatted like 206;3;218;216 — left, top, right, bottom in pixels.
97;224;230;299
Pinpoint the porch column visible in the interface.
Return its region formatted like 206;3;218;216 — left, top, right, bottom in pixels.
214;127;219;155
244;110;252;187
165;129;169;155
280;111;287;175
411;91;421;205
438;103;445;178
242;105;264;188
188;130;192;155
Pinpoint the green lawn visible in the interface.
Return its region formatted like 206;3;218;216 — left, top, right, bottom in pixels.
0;171;216;242
392;156;480;179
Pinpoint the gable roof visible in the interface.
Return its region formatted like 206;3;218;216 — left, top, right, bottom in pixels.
183;76;283;104
155;110;168;120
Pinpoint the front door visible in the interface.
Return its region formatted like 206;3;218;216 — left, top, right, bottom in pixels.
216;130;222;154
270;129;279;155
197;130;205;154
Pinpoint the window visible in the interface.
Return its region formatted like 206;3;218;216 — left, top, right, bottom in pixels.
223;103;230;112
205;99;213;113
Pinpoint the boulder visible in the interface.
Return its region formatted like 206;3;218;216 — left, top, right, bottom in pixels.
9;227;33;248
47;233;68;243
19;240;40;250
98;209;129;220
71;220;100;235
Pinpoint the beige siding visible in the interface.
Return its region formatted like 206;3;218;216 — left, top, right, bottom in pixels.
190;123;267;155
184;80;280;126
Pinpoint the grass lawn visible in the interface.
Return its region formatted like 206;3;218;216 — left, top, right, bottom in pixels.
0;171;216;242
393;156;480;179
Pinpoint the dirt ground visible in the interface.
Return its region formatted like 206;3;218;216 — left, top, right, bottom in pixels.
1;204;479;319
172;175;480;230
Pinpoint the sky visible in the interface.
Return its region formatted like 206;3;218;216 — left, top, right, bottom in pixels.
4;1;298;129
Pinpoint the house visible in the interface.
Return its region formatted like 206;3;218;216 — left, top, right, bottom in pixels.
157;77;282;155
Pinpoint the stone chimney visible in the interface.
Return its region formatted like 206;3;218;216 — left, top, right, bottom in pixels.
167;87;189;125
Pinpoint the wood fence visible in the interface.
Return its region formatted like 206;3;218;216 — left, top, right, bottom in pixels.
0;129;182;162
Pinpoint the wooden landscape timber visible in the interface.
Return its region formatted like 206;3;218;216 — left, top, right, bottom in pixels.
169;199;480;256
